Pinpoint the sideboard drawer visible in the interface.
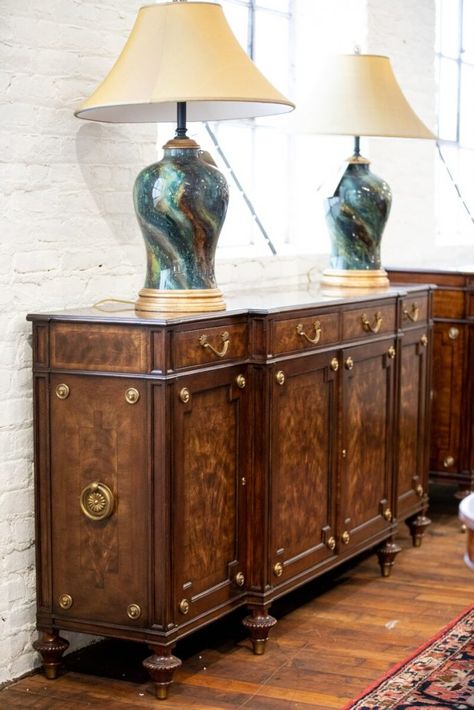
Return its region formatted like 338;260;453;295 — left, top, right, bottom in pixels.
172;322;248;369
270;311;340;355
400;294;429;327
342;303;396;341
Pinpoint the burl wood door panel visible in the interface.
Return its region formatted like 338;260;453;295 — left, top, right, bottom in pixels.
172;366;248;621
50;375;149;627
430;322;466;473
270;352;337;581
339;339;395;548
397;329;429;518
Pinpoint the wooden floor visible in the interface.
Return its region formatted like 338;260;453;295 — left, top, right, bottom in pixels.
2;486;473;710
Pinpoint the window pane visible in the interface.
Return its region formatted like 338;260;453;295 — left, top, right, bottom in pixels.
256;0;290;12
221;2;250;53
438;57;459;140
462;0;474;63
439;0;461;58
254;9;290;93
459;63;474;147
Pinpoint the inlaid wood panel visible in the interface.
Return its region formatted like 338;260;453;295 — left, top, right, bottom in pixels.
270;311;340;356
50;375;149;626
171;322;248;369
342;303;396;342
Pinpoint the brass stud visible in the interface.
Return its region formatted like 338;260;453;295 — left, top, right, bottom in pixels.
420;334;428;347
58;593;73;610
273;561;284;577
330;357;339;372
327;536;336;551
127;603;142;620
125;387;140;404
341;531;350;544
235;374;246;389
235;572;245;587
179;598;190;615
179;387;191;404
388;346;396;359
383;508;392;521
55;383;70;400
275;370;285;386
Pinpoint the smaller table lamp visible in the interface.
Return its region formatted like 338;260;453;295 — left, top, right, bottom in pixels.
75;1;294;314
299;54;435;290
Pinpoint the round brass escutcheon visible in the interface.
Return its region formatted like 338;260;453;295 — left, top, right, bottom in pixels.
330;357;339;372
179;598;190;615
345;356;354;371
56;383;70;400
125;387;140;404
127;603;142;620
327;536;336;551
448;327;459;341
415;483;424;497
235;572;245;587
179;387;191;404
273;561;284;577
388;346;396;359
383;508;392;521
80;481;115;521
341;531;350;545
420;334;428;347
275;370;285;386
58;593;73;610
235;374;246;389
444;455;455;468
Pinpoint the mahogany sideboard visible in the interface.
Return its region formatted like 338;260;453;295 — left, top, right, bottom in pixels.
28;284;432;699
388;267;474;492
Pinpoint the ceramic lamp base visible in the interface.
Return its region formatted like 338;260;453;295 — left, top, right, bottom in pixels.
135;287;226;315
321;268;390;292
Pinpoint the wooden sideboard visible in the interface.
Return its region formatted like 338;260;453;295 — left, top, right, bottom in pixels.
388;267;474;492
28;285;432;699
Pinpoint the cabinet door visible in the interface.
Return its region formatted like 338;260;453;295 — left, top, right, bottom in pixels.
172;366;248;622
397;328;429;519
430;322;466;474
50;374;149;627
269;352;337;584
339;339;395;550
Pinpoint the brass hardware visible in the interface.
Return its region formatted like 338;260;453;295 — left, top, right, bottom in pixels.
80;481;115;521
383;508;392;521
58;593;73;610
415;484;424;497
361;311;383;334
241;477;247;487
127;603;142;620
345;356;354;370
273;561;284;577
444;455;454;468
341;449;347;459
448;327;459;341
341;531;350;544
179;387;191;404
330;357;339;372
275;370;285;386
420;334;428;347
198;331;230;358
296;320;322;345
235;572;245;587
327;536;336;551
235;374;246;389
387;345;396;359
125;387;140;404
55;383;70;400
403;303;420;322
179;598;190;615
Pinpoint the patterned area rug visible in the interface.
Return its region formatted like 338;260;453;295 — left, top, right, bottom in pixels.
343;605;474;709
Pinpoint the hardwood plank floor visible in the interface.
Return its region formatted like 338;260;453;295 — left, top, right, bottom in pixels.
2;486;472;710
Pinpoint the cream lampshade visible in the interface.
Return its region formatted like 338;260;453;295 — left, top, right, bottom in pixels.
297;54;435;289
75;1;294;313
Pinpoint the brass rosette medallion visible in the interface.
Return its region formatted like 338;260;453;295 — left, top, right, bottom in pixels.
80;481;115;521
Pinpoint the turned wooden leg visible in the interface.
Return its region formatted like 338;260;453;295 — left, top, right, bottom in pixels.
377;539;401;578
143;644;182;700
406;513;431;547
242;605;277;655
33;630;69;679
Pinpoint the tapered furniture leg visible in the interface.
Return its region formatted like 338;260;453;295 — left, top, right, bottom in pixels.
33;630;69;679
242;605;277;655
407;513;431;547
143;645;182;700
377;539;402;578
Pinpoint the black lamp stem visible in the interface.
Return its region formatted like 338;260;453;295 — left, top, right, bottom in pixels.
176;101;187;139
354;135;361;157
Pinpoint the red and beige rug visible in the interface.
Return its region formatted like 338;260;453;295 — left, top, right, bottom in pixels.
343;605;474;709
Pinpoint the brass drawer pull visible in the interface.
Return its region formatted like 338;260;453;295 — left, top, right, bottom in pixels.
403;303;420;322
56;383;70;400
420;334;428;347
327;536;336;551
341;531;350;544
235;572;245;587
361;311;383;334
125;387;140;404
198;331;230;358
179;387;191;404
127;604;142;620
58;593;73;610
179;599;190;615
444;455;454;468
448;327;459;341
235;374;246;389
330;357;339;372
387;345;396;359
383;508;392;521
345;356;354;370
80;482;115;521
415;484;424;497
275;370;285;386
273;561;284;577
296;320;322;345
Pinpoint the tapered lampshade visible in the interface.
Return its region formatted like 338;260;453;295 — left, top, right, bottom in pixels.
75;1;294;123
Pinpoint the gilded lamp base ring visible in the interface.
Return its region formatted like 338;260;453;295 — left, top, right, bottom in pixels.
135;288;226;315
321;268;390;293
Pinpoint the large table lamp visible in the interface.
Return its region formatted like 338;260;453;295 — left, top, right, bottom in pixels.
75;0;294;313
301;54;434;289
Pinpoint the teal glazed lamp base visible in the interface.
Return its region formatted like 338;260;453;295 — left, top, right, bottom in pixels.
323;155;391;290
134;137;228;314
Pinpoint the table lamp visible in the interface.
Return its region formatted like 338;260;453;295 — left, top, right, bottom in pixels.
75;0;294;313
299;54;434;289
